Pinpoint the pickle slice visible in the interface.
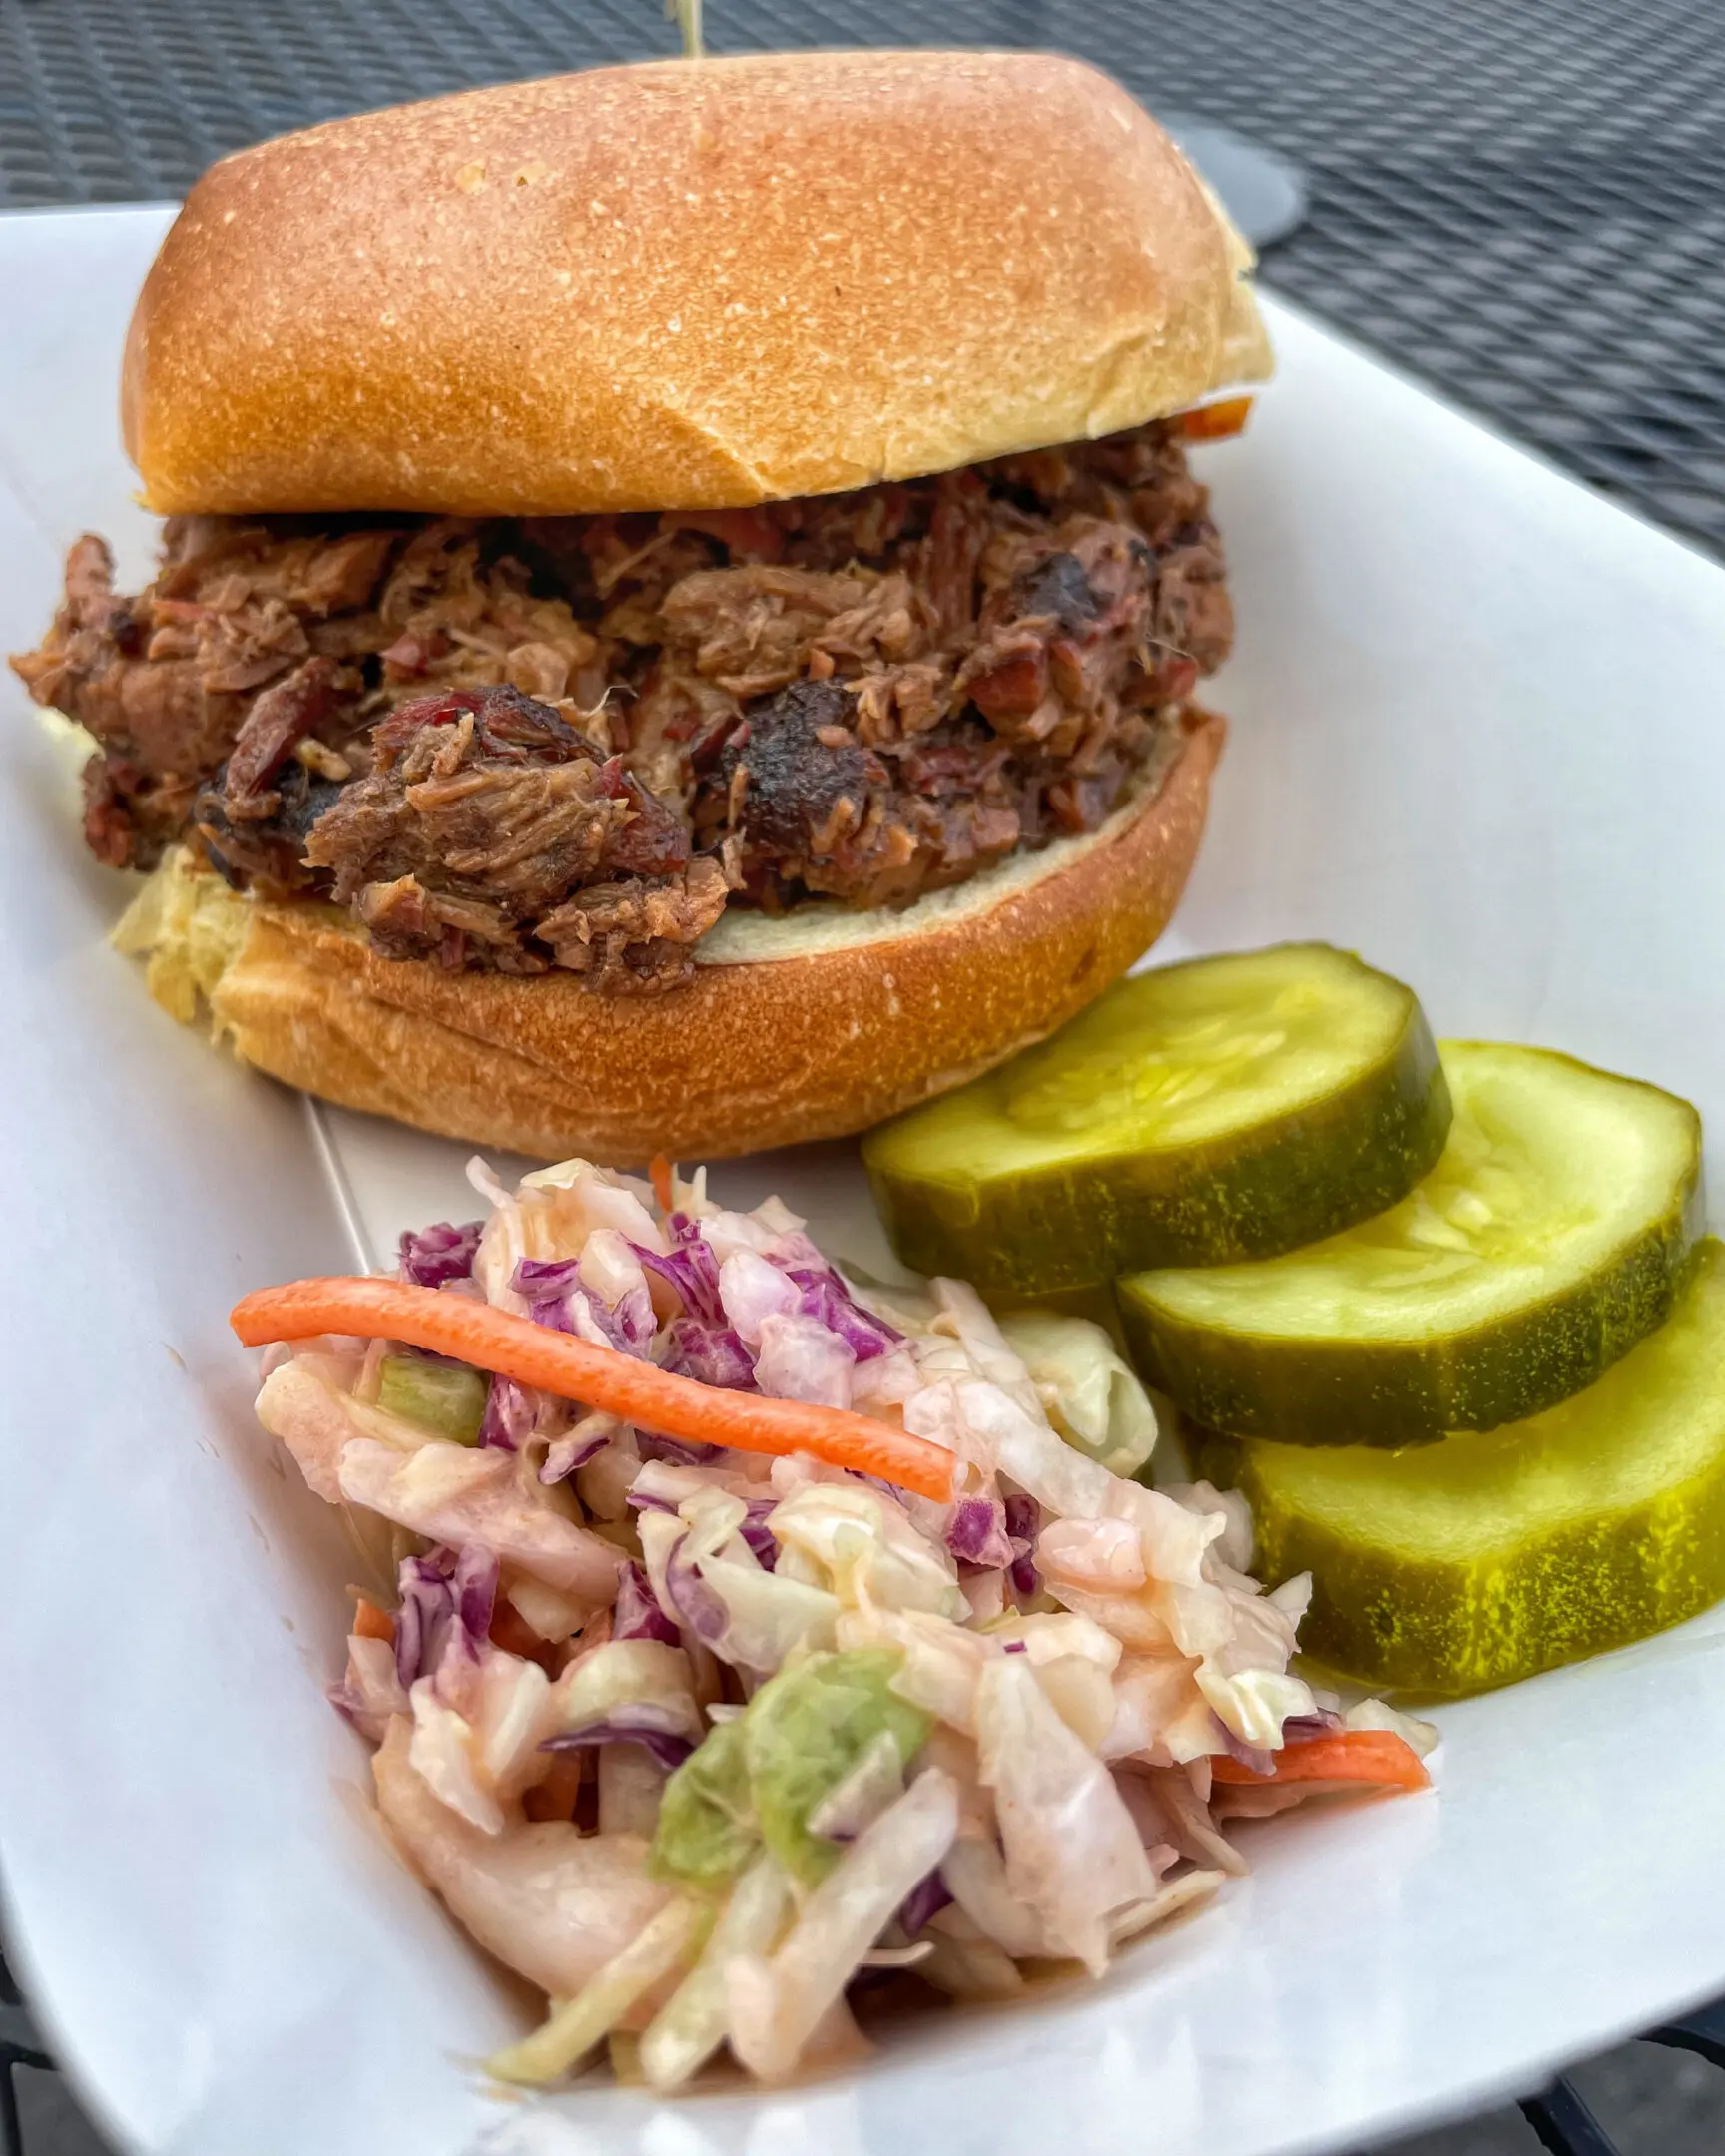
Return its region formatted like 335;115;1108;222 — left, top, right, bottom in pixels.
1198;1240;1725;1696
863;943;1450;1295
1121;1043;1702;1444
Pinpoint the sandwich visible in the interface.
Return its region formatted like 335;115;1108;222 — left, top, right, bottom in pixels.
9;48;1268;1161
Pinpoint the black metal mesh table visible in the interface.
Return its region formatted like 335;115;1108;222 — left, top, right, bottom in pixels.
4;0;1725;555
4;2;1725;2152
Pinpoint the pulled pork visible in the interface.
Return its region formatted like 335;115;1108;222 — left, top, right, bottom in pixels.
11;421;1231;989
303;686;730;991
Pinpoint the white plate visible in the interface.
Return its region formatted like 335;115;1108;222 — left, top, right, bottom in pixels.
4;205;1725;2156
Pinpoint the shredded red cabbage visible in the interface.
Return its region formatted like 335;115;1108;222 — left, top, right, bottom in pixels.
513;1256;581;1303
394;1544;498;1688
661;1317;757;1391
1002;1494;1039;1539
538;1425;613;1483
631;1235;725;1327
764;1227;828;1272
664;1532;731;1645
945;1495;1014;1570
478;1373;536;1452
898;1868;955;1936
540;1711;695;1774
995;1500;1039;1604
613;1559;680;1645
1278;1711;1346;1745
637;1430;723;1466
785;1267;902;1360
397;1220;484;1288
513;1258;655;1356
622;1497;774;1573
1003;1494;1041;1597
1218;1726;1279;1778
738;1497;780;1571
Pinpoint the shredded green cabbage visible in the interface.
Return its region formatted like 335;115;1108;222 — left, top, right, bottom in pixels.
650;1650;931;1890
375;1355;487;1445
747;1649;931;1886
650;1716;755;1889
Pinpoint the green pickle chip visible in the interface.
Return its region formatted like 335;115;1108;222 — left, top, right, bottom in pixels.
1122;1042;1702;1444
1202;1240;1725;1697
863;942;1450;1294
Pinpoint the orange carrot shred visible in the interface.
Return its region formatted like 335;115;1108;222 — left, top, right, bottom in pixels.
489;1599;543;1658
352;1596;394;1644
232;1276;956;1502
1175;393;1254;444
648;1155;675;1211
1210;1728;1430;1792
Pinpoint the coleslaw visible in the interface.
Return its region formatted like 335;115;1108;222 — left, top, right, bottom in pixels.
245;1155;1435;2090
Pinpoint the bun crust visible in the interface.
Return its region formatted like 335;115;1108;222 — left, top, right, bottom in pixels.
115;712;1223;1163
123;51;1266;517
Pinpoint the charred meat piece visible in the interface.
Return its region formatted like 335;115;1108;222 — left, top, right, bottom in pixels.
704;684;1026;911
195;761;347;895
716;681;877;859
1012;550;1101;636
14;534;259;849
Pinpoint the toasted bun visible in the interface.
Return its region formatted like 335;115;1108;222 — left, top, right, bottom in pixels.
123;51;1268;517
113;711;1223;1163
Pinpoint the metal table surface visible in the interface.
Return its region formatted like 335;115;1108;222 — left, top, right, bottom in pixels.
3;2;1725;2152
4;0;1724;556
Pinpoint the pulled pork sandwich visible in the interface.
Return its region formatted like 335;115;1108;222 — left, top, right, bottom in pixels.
11;48;1268;1162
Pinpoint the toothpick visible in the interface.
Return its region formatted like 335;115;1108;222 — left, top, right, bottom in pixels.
666;0;705;60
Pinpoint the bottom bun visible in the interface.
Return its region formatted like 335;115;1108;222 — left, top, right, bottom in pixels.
115;708;1224;1163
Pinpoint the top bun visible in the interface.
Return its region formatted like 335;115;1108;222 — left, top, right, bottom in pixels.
123;49;1269;517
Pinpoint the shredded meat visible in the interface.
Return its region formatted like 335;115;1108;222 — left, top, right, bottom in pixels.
10;420;1231;988
535;857;733;992
222;656;343;806
301;686;725;987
